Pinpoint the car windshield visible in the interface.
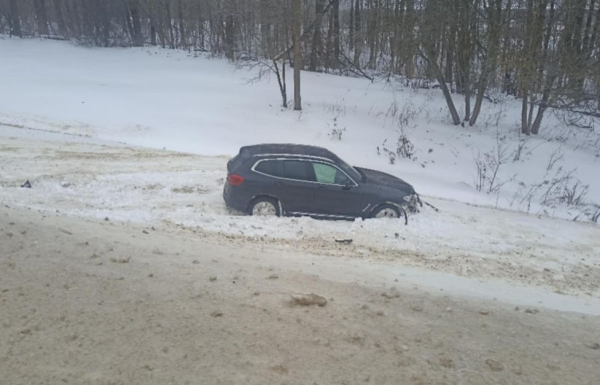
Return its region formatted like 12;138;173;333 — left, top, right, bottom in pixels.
336;157;362;182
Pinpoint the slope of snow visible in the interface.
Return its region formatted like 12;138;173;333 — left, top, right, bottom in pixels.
1;131;599;315
0;37;599;222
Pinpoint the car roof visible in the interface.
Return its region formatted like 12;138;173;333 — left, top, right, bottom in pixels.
239;144;337;161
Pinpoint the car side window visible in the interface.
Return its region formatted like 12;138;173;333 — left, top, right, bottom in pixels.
255;160;283;177
283;160;314;182
312;163;350;185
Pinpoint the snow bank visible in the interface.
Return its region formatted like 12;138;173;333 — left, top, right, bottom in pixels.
1;37;598;221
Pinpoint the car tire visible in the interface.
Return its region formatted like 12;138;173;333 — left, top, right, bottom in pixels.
248;197;281;217
371;204;401;219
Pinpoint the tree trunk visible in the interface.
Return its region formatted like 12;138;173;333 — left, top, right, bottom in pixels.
293;0;302;111
589;5;600;55
444;34;454;91
367;0;377;69
125;7;135;42
470;74;487;126
325;10;334;67
425;48;460;125
470;0;502;126
309;0;325;71
151;25;157;46
582;0;595;54
349;0;355;50
333;0;340;63
129;0;144;47
521;94;530;135
53;0;68;37
389;0;402;76
177;0;187;49
9;0;22;38
353;0;362;67
531;72;556;135
98;0;110;47
34;0;50;35
500;0;513;95
464;77;471;121
529;0;556;134
439;79;461;125
166;2;175;49
273;59;287;108
225;14;235;59
404;0;415;78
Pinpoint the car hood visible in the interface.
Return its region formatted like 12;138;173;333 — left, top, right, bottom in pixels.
355;167;415;194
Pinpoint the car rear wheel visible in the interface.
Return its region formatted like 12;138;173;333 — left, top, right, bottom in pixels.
372;204;401;219
249;197;280;217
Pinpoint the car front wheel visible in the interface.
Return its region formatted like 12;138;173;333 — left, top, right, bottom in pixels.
249;197;281;217
372;204;401;219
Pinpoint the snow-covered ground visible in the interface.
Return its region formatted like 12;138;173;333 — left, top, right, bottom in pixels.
3;207;600;385
1;37;600;310
3;37;600;385
1;130;599;316
0;37;598;222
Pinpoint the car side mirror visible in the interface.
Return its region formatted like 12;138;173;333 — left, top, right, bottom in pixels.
343;181;354;190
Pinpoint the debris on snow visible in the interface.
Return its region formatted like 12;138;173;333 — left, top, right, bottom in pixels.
485;359;504;372
110;256;130;264
381;288;401;299
291;293;328;307
439;358;455;368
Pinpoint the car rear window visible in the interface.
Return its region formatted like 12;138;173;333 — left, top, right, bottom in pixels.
283;161;314;182
255;160;283;177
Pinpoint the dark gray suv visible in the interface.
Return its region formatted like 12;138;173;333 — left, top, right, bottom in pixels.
223;144;418;220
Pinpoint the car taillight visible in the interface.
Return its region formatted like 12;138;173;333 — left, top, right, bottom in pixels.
228;174;244;186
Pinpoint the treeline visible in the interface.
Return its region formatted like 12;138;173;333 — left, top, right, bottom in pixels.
1;0;599;133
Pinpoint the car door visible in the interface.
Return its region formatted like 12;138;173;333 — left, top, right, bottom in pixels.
279;160;316;215
310;162;364;218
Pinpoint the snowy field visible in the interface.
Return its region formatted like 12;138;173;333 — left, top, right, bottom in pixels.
1;130;599;316
1;37;599;310
0;37;598;222
1;131;600;384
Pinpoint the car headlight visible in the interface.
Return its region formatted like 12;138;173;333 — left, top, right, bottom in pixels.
403;195;413;202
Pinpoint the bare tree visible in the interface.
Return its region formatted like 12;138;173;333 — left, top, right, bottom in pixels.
128;0;144;46
3;0;597;132
8;0;22;37
309;0;326;71
420;0;461;125
33;0;50;35
470;0;503;126
293;0;302;111
53;0;68;37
